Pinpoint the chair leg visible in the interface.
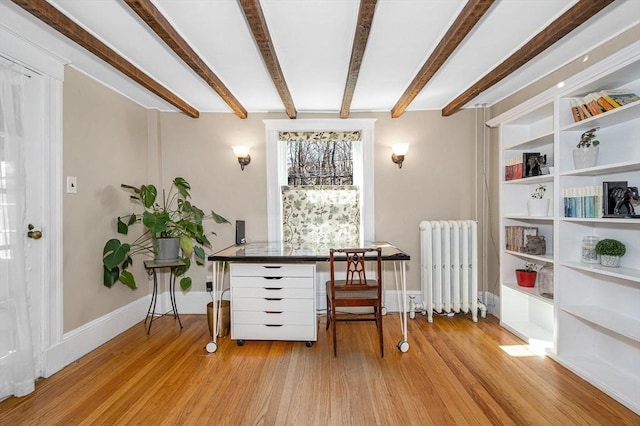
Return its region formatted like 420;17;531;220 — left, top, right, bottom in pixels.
326;295;331;330
332;304;337;357
378;304;384;358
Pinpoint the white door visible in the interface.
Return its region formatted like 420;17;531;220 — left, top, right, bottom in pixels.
0;56;47;392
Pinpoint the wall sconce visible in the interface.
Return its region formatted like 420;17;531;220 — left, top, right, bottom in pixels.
232;146;251;171
391;143;409;168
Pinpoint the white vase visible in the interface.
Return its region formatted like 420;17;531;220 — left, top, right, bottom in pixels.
527;198;550;216
573;146;599;169
600;254;621;268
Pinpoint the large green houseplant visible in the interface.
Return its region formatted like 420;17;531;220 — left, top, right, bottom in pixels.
102;177;229;290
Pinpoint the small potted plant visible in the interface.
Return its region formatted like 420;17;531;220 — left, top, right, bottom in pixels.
595;238;626;267
515;263;538;287
573;127;600;169
527;184;549;217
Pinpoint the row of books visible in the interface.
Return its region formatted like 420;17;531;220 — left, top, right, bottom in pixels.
504;152;547;181
563;186;603;218
505;226;538;253
570;89;640;122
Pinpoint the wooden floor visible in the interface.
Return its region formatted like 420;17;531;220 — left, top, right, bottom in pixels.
1;313;638;425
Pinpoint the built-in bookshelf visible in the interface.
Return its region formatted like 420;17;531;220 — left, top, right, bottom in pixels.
490;43;640;415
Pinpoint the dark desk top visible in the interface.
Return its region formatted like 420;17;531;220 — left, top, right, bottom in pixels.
209;241;410;262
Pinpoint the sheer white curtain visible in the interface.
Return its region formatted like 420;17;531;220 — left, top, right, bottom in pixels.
0;60;35;398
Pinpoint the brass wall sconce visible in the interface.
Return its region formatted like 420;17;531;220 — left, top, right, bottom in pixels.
391;143;409;168
232;146;251;171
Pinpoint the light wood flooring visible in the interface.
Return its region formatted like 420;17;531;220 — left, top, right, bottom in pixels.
1;313;638;425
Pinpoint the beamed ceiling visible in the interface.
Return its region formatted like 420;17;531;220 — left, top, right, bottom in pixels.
2;0;639;119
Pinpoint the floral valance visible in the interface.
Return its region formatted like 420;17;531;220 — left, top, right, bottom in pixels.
278;131;361;142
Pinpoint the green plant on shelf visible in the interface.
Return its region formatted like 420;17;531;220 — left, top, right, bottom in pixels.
577;127;600;148
530;184;546;199
595;239;626;257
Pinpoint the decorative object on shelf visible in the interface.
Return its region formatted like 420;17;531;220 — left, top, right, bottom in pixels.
603;181;639;217
232;146;251;170
573;127;599;169
526;235;546;255
102;177;230;290
527;184;549;216
515;263;538;288
505;226;538;253
537;264;554;299
524;152;542;177
391;143;409;168
581;236;600;264
595;238;626;268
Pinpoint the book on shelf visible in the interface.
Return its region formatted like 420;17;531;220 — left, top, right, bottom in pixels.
505;226;538;253
563;185;603;218
606;89;640;107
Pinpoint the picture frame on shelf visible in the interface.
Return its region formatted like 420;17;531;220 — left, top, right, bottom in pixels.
523;152;541;177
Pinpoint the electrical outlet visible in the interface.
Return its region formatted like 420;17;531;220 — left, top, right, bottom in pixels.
66;176;77;193
206;281;213;292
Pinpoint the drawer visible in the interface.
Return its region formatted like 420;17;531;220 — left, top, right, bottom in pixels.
231;263;315;278
232;324;316;341
233;286;313;299
232;297;314;312
232;310;315;325
232;276;313;290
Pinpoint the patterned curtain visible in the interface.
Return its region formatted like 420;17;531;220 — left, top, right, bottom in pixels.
282;186;360;246
278;131;361;142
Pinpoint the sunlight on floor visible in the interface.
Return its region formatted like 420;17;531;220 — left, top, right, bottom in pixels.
500;339;550;357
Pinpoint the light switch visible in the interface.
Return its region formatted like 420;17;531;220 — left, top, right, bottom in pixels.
67;176;77;193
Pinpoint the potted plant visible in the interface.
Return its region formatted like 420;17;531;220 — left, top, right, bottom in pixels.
515;263;538;287
573;127;599;169
102;177;230;290
595;238;626;267
527;184;549;216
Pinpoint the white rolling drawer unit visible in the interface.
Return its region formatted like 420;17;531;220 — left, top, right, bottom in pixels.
230;263;316;346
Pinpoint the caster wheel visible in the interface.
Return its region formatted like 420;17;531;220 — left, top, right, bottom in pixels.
305;341;314;347
236;340;244;347
205;341;217;353
381;307;388;316
397;340;409;353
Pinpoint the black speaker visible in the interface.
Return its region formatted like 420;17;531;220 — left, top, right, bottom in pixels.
235;220;246;245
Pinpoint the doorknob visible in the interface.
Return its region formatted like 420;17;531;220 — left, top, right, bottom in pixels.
27;224;42;240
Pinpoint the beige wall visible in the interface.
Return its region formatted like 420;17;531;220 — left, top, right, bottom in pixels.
63;67;149;331
158;110;480;296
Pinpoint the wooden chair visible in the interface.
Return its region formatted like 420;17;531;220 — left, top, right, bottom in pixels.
326;248;383;357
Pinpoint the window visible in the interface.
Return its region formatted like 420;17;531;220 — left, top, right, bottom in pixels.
265;119;375;244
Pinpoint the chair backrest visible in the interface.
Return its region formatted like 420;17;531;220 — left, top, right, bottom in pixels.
329;247;382;291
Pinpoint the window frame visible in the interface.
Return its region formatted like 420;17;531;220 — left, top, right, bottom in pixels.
264;118;376;243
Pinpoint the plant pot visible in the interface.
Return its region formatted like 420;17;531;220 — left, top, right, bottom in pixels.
600;254;621;268
527;198;550;217
573;146;599;169
207;301;230;337
515;270;537;287
154;237;180;263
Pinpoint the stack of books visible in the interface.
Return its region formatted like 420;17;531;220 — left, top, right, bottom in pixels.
570;89;640;122
563;185;603;218
505;226;538;253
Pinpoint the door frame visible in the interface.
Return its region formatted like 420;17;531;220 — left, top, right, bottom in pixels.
0;26;64;378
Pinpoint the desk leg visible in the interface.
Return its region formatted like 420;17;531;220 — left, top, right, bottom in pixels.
169;270;183;329
205;261;223;353
393;261;409;353
145;269;159;334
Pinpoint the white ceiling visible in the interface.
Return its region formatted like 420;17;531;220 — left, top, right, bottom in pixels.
1;0;639;116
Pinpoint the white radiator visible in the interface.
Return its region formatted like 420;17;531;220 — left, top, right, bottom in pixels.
418;220;480;323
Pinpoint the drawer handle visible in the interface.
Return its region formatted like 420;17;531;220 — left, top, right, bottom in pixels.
263;266;282;269
264;276;283;280
265;324;283;327
265;311;283;314
265;298;283;301
264;287;283;291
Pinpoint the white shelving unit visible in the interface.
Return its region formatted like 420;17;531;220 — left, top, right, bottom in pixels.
490;43;640;415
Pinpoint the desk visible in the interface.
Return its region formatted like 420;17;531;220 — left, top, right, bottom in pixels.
143;260;185;334
205;241;410;353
